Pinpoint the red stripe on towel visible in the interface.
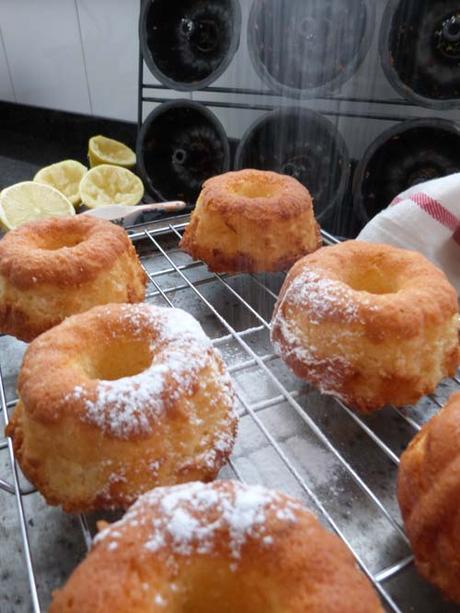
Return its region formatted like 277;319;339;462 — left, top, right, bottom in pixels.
408;192;459;232
389;192;460;243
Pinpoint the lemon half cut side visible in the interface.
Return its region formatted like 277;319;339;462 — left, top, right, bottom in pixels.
0;181;75;230
88;135;136;169
79;164;144;209
34;159;87;207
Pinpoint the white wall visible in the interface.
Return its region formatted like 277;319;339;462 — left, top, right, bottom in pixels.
2;0;459;155
0;0;140;121
0;23;15;102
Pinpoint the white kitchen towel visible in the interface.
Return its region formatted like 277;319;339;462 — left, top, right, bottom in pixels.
358;173;460;295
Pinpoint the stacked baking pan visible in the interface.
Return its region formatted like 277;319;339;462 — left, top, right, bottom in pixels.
137;0;460;236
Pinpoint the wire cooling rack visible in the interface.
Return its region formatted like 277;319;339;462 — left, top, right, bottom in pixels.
1;215;460;612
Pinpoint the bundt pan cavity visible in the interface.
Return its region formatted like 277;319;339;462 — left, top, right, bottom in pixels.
353;118;460;223
235;107;350;229
381;0;460;108
248;0;375;98
140;0;241;91
137;100;230;204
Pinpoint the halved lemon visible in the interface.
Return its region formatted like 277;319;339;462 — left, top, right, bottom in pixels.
88;135;136;169
0;181;75;230
79;164;144;209
33;159;87;207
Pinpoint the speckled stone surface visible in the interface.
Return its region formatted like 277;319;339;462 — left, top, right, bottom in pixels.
1;223;460;611
0;103;136;613
1;103;459;612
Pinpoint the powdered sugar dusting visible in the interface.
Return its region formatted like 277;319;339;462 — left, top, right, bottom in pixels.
193;369;237;470
154;594;167;607
83;365;170;437
280;269;361;324
271;313;351;394
270;268;369;394
95;481;301;565
66;305;235;439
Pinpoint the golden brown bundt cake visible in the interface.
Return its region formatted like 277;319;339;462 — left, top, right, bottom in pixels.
180;169;321;273
50;480;383;612
6;304;237;512
271;240;459;412
398;391;460;603
0;215;146;341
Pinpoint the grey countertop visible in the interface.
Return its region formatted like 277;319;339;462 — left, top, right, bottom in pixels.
1;103;459;612
1;220;460;612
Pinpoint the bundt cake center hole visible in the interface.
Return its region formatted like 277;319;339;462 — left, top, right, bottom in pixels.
90;340;152;381
231;180;277;199
346;269;398;295
40;234;86;250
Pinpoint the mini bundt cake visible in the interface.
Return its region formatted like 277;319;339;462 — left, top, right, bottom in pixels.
0;215;146;342
50;480;383;612
180;169;321;273
398;391;460;603
271;240;459;412
6;304;237;512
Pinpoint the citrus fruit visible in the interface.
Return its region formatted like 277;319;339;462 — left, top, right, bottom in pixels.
88;135;136;169
33;159;87;207
79;164;144;208
0;181;75;230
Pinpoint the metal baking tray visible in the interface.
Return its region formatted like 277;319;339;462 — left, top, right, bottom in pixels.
1;215;459;612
